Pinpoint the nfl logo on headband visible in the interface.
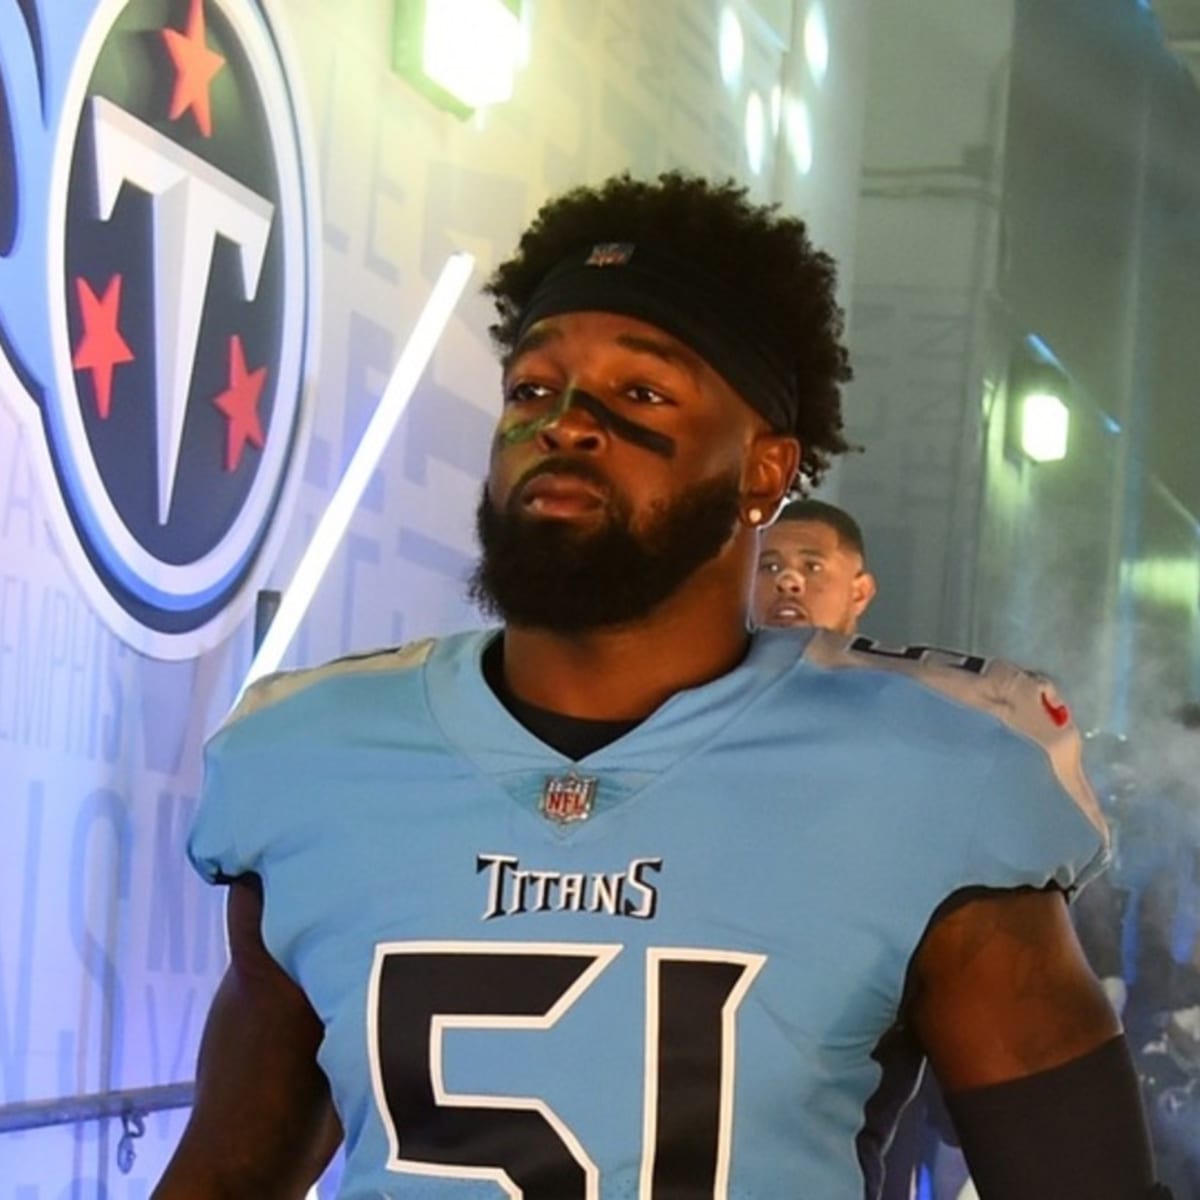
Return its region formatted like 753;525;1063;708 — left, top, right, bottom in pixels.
540;773;598;824
585;243;635;268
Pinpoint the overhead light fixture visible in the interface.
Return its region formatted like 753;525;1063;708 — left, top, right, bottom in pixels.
1007;334;1072;464
393;0;522;118
1020;390;1070;463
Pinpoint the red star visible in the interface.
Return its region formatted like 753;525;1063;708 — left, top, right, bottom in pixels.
213;336;267;471
162;0;225;137
72;275;135;420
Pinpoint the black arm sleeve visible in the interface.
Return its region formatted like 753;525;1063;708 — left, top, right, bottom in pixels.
943;1035;1170;1199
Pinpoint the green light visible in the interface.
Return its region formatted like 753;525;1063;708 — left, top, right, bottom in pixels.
394;0;521;118
1020;390;1069;463
1120;555;1200;610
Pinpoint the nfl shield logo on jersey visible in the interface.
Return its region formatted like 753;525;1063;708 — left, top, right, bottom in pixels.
540;773;597;824
0;0;318;659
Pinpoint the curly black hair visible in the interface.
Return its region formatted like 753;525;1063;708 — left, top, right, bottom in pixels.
483;171;854;490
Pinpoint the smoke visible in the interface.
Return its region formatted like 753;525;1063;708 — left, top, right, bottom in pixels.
1081;696;1200;1194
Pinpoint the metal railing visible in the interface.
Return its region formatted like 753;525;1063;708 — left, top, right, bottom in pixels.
0;1082;194;1173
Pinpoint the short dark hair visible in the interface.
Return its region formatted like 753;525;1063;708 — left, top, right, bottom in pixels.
775;498;865;557
484;172;853;491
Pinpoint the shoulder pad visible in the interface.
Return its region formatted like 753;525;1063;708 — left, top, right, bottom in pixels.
804;631;1106;838
221;637;436;731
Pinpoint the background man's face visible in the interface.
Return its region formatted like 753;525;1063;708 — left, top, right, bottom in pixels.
752;519;876;635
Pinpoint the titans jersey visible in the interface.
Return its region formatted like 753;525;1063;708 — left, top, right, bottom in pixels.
189;628;1107;1199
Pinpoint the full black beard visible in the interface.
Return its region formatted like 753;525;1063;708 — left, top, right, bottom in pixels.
468;466;742;633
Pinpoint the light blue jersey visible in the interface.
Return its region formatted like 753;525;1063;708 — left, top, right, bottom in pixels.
190;628;1107;1199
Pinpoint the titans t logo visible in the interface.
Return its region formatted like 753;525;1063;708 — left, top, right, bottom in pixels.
0;0;319;658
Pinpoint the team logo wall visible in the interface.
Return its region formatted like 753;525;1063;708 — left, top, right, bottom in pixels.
0;0;318;658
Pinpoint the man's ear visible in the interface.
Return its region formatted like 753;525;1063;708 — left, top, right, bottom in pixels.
852;570;878;617
744;434;801;520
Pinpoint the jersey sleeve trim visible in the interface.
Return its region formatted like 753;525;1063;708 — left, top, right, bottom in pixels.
218;638;437;732
802;630;1108;845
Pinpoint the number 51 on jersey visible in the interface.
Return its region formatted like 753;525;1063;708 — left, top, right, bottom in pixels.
367;940;766;1198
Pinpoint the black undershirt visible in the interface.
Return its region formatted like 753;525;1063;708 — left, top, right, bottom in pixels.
481;636;640;760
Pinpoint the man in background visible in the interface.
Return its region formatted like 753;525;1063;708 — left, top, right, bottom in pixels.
754;502;952;1198
752;496;876;634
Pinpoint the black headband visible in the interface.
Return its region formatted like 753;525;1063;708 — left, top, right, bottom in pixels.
512;243;798;433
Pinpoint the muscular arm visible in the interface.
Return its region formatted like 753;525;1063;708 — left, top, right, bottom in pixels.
912;887;1118;1089
153;876;342;1199
911;887;1157;1198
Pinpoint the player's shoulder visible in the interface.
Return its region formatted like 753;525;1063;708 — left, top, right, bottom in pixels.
218;636;440;735
799;629;1105;837
800;629;1075;747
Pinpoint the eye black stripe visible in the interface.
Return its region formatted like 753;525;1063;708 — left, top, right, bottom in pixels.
566;389;676;459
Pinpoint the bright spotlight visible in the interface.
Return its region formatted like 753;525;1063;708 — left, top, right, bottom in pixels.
786;97;813;175
1020;391;1070;463
1009;334;1072;464
745;92;766;174
804;4;829;85
394;0;522;117
719;6;744;88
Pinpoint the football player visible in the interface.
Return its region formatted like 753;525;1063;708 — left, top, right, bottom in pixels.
752;497;877;634
155;173;1169;1199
